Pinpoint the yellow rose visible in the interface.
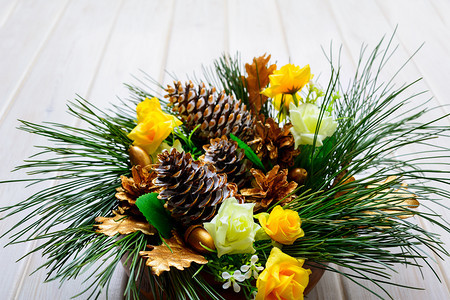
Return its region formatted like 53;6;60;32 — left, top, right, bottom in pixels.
256;247;311;300
128;97;182;155
256;206;304;245
261;64;312;98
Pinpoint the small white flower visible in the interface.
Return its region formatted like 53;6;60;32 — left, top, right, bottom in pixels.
240;255;265;279
222;270;245;293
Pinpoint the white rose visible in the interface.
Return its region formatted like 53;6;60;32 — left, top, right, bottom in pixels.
204;197;260;258
289;102;337;147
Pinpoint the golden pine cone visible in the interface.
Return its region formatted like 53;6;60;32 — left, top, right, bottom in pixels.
241;165;298;212
248;117;299;169
115;165;160;215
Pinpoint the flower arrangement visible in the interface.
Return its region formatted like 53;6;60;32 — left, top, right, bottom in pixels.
1;37;449;300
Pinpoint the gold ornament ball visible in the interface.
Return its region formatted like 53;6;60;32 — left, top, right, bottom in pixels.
184;225;216;254
288;167;308;185
129;145;152;167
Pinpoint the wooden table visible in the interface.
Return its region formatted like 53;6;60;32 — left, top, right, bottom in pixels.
0;0;449;299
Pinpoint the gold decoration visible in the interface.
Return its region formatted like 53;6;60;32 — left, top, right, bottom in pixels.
334;175;356;199
94;210;156;236
184;225;216;254
242;54;277;114
241;165;298;212
288;168;308;185
115;165;160;215
140;233;208;276
362;176;419;219
129;145;152;167
248;117;299;168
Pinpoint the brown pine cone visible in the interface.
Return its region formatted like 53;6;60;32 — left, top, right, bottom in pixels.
154;148;238;227
202;135;251;188
241;165;298;212
248;117;299;169
115;165;160;215
165;81;255;141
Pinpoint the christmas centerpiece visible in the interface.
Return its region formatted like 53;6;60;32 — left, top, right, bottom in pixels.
1;37;449;300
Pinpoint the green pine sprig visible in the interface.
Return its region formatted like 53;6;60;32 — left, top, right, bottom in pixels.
196;33;450;299
1;31;449;300
0;98;142;299
203;53;249;107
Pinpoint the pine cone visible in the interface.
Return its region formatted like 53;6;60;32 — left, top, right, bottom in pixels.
248;117;299;169
154;148;238;227
116;165;160;215
241;165;298;212
202;135;251;188
165;81;255;141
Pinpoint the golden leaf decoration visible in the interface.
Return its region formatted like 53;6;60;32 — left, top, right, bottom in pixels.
139;234;208;276
94;210;156;236
333;175;356;199
242;54;277;114
362;176;419;219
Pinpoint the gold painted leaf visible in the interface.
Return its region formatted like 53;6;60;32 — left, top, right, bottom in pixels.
242;54;277;113
94;210;156;236
363;176;419;219
140;235;208;276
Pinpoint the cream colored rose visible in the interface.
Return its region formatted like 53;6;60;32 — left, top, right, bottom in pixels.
204;197;260;257
289;102;337;147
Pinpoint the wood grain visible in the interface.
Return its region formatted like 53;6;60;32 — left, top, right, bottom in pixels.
0;0;448;299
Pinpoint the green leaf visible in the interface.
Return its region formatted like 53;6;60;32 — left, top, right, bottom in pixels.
230;133;266;172
135;192;173;238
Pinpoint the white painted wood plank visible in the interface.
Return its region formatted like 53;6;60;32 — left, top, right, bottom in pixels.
7;0;179;298
12;0;125;296
338;259;450;300
322;0;450;299
0;0;18;28
161;0;226;85
306;266;346;300
227;0;289;67
372;0;450;293
0;0;69;121
0;0;125;299
87;0;175;106
430;0;450;28
0;0;448;299
277;0;450;299
375;0;450;117
429;0;450;28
